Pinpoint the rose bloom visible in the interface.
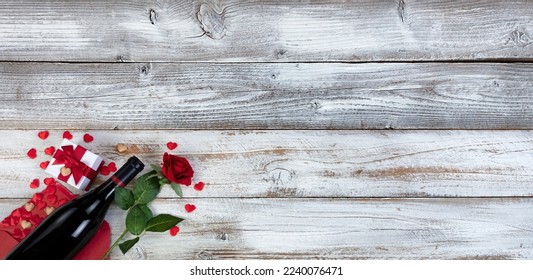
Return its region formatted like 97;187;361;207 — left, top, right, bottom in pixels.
161;152;194;186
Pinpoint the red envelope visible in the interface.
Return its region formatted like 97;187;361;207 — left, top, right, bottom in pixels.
0;180;111;259
0;231;19;258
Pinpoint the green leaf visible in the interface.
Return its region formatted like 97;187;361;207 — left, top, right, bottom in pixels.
114;187;135;210
136;170;157;182
126;205;149;235
119;237;140;254
145;214;184;232
144;174;159;181
170;183;183;198
138;204;153;220
150;164;162;173
133;172;160;204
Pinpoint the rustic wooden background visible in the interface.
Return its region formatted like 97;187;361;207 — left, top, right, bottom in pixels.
1;0;533;259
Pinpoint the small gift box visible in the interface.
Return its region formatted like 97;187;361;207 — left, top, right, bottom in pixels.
45;139;104;191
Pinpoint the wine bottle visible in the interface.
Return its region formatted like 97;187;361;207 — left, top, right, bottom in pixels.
5;156;144;260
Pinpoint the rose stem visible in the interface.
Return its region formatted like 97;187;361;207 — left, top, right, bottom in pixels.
101;228;129;260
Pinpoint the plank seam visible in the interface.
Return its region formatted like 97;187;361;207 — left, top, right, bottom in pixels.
0;60;533;64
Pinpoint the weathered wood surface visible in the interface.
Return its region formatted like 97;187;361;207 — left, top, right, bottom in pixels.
2;62;533;129
1;0;532;261
2;197;532;259
1;130;533;199
0;0;532;62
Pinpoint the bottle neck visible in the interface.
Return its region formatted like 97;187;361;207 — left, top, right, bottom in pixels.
94;157;144;198
109;162;144;188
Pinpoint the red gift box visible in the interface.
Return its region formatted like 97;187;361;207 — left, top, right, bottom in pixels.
45;139;104;191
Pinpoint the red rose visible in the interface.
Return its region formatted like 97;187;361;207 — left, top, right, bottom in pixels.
161;152;194;186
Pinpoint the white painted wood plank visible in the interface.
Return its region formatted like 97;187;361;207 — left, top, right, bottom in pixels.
2;62;533;129
0;1;532;62
1;130;532;198
2;198;531;259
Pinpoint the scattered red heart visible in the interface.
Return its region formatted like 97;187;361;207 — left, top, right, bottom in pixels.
184;204;196;213
100;166;110;176
194;182;204;191
47;195;58;205
21;211;31;219
11;209;21;218
63;131;73;140
32;193;43;202
38;131;49;140
36;201;46;210
166;141;178;150
57;198;68;206
29;179;39;189
44;184;56;195
43;177;55;186
108;162;117;172
169;226;180;236
39;161;49;170
44;146;55;156
27;148;37;159
83;133;94;143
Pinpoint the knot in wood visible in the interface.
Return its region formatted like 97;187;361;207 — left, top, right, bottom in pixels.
116;54;128;62
268;168;295;186
196;4;226;40
148;9;157;25
197;251;214;260
218;232;228;241
139;64;151;75
509;28;531;47
275;49;287;59
309;100;322;110
397;0;406;23
125;245;147;260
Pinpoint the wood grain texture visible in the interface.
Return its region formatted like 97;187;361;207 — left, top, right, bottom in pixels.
1;130;533;199
2;197;532;259
1;0;532;261
2;62;533;129
0;0;532;62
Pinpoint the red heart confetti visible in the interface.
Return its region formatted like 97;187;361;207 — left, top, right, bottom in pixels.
12;228;23;239
169;226;180;236
40;161;50;170
83;133;94;143
57;198;68;206
32;193;43;202
47;195;58;205
100;166;110;176
11;209;22;218
38;131;49;140
194;182;204;191
29;179;39;189
12;228;22;239
44;146;55;156
184;204;196;213
27;148;37;159
36;201;47;210
44;184;57;195
30;215;43;225
21;212;32;220
44;177;55;186
108;162;117;172
166;141;178;150
63;131;73;140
